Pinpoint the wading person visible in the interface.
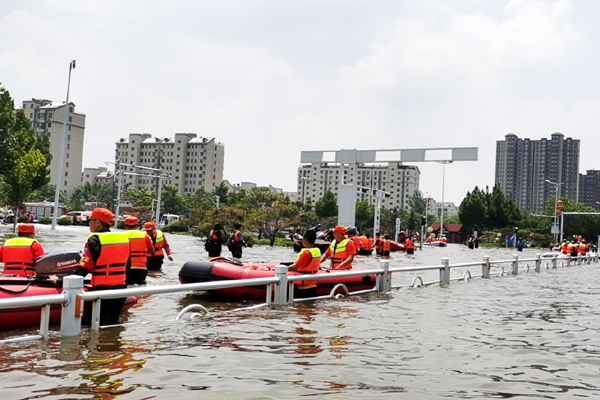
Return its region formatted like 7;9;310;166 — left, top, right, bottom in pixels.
288;230;321;299
123;216;154;285
227;223;246;259
321;225;355;270
144;222;172;270
52;208;129;326
206;223;223;258
0;224;45;277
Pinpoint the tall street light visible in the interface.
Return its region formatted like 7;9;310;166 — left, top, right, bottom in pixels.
436;161;453;239
51;60;76;231
545;179;565;242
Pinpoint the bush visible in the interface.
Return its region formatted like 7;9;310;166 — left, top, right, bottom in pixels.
39;217;52;224
17;215;30;223
162;220;190;233
58;217;72;225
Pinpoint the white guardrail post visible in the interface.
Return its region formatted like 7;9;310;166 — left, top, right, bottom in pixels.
535;253;541;272
274;265;289;305
577;253;582;266
512;254;519;275
378;259;390;292
60;276;84;337
440;257;450;285
566;254;571;267
552;254;558;269
482;255;490;279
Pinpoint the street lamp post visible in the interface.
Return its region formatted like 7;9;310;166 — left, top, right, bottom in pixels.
545;179;565;242
51;60;76;230
436;161;453;239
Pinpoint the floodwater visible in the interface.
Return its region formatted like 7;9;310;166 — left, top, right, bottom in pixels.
1;224;600;399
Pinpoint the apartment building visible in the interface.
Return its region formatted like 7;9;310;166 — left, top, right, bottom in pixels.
114;133;224;195
19;99;86;195
297;162;420;210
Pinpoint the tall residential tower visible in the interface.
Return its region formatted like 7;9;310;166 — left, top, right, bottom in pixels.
495;133;580;213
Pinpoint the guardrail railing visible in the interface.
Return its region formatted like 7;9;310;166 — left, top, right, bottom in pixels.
0;252;597;343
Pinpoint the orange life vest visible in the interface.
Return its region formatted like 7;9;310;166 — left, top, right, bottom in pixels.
351;236;360;250
561;242;567;254
150;231;166;256
123;230;148;270
233;231;242;246
375;237;382;251
567;243;573;253
329;239;352;269
382;239;391;252
209;230;219;245
406;238;415;249
91;232;129;286
1;237;38;277
426;237;433;243
367;238;373;251
295;247;321;289
578;243;586;255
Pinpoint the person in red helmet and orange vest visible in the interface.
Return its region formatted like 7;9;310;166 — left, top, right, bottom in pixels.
405;235;415;255
0;224;45;277
321;225;356;269
123;216;155;285
144;222;172;271
578;240;587;256
381;234;392;257
51;208;129;325
374;233;383;255
288;229;321;299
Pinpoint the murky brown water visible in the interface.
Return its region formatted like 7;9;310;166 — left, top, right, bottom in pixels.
1;224;599;399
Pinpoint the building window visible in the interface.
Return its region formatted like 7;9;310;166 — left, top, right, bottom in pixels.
69;106;73;112
68;116;72;122
64;181;68;186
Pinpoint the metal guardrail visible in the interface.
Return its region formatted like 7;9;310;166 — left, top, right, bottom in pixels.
0;252;597;343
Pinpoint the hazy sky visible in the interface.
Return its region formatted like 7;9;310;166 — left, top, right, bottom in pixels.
2;0;600;204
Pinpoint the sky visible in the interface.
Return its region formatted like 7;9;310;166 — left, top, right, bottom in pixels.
2;0;600;205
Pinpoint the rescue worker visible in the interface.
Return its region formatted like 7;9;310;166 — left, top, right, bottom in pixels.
321;225;356;270
374;233;383;255
406;235;415;255
123;216;155;285
206;223;223;258
0;224;45;277
365;233;373;252
288;230;321;299
579;240;587;256
55;208;128;325
567;241;574;256
570;242;578;257
228;223;246;259
398;231;406;245
144;222;173;270
561;241;568;255
381;234;391;257
441;235;448;244
347;227;360;250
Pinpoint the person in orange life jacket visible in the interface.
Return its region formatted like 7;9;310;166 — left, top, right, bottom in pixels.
206;223;223;258
405;236;415;255
144;222;172;271
570;242;579;257
288;230;321;299
374;233;383;255
0;224;45;277
347;226;361;250
321;225;356;269
123;216;154;285
229;223;246;259
578;240;587;256
398;231;406;245
561;241;568;254
381;234;392;257
365;233;373;251
50;208;129;326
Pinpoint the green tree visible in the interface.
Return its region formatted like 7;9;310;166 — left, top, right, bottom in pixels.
355;200;374;231
213;182;230;206
458;187;488;229
249;201;299;246
161;184;185;214
315;190;338;219
122;188;156;207
70;182;114;210
487;184;509;229
28;184;68;204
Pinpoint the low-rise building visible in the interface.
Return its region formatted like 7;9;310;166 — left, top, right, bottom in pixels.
81;167;114;186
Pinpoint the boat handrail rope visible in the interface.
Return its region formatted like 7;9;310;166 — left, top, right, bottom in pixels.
0;253;597;343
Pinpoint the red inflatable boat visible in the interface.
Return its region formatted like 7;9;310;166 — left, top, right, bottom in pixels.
178;258;377;300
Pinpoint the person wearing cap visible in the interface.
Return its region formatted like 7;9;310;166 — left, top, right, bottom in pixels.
0;224;45;277
288;229;321;298
123;216;155;285
144;222;172;270
320;225;356;270
52;208;130;325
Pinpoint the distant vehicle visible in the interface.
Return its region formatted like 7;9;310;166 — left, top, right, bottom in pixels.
67;211;92;226
159;214;181;227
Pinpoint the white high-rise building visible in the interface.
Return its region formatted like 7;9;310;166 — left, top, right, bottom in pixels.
114;133;225;195
297;162;420;210
19;99;86;195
